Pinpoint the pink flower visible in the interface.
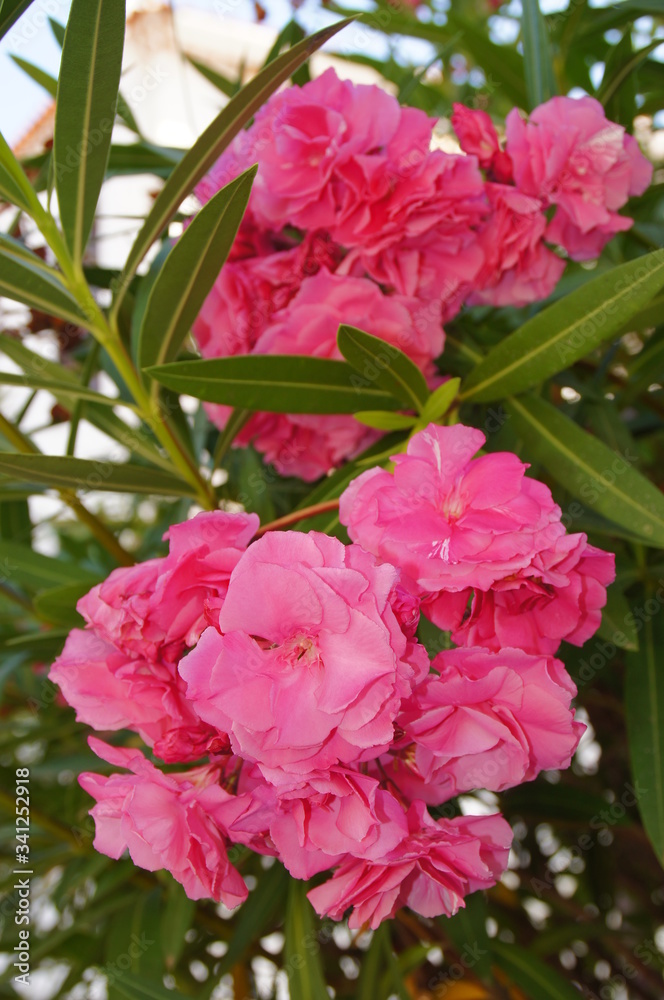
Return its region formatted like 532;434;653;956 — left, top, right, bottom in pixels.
398;647;584;796
451;104;513;183
198;68;487;321
340;423;563;595
428;534;615;655
468;183;565;308
50;511;258;762
179;531;427;780
333;151;488;318
270;769;407;879
506;96;652;259
307;803;512;928
193;231;342;360
49;630;217;762
199;68;436;235
79;738;248;906
78;510;258;659
202;269;443;481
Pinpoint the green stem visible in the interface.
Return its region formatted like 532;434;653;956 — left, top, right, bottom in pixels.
35;208;215;510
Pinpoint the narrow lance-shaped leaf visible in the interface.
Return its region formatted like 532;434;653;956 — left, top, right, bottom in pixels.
626;589;664;866
0;235;89;326
138;166;256;373
0;454;196;498
491;940;592;1000
215;861;288;978
0;129;41;214
111;17;354;321
0;371;131;408
521;0;557;108
0;0;35;40
507;394;664;547
597;584;639;652
461;250;664;403
284;879;329;1000
0;540;99;592
146;355;402;414
10;54;57;96
337;324;428;412
54;0;126;262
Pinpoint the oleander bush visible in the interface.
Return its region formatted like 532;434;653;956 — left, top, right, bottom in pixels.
0;1;663;998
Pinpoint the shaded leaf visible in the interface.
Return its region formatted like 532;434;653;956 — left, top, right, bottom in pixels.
461;251;664;402
34;581;95;627
0;539;98;592
597;584;639;652
284;878;329;1000
491;940;590;999
521;0;557;108
215;861;289;976
161;881;196;971
0;454;196;497
625;592;664;866
507;394;664;547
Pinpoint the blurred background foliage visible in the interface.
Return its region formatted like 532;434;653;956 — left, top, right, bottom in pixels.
0;0;663;998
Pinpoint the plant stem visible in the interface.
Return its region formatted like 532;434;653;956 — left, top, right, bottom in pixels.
36;208;216;510
254;499;341;537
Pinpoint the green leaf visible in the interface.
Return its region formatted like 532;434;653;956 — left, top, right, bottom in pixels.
0;235;88;325
138;167;256;373
215;861;289;976
597;584;639;652
461;251;664;403
507;394;664;547
54;0;126;262
491;940;591;999
626;593;664;866
48;17;65;45
521;0;557;108
34;581;95;627
354;411;417;430
502;783;627;825
284;878;329;1000
337;324;428;412
0;540;98;592
0;370;131;408
161;881;196;972
0;130;42;214
186;54;237;97
146;355;401;414
0;454;196;497
443;892;493;984
10;54;57;96
111;976;187;1000
112;17;354;320
377;924;411;1000
0;0;35;40
356;930;385;1000
420;378;461;424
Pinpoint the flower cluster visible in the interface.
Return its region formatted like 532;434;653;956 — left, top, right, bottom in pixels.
50;424;614;929
192;72;650;479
